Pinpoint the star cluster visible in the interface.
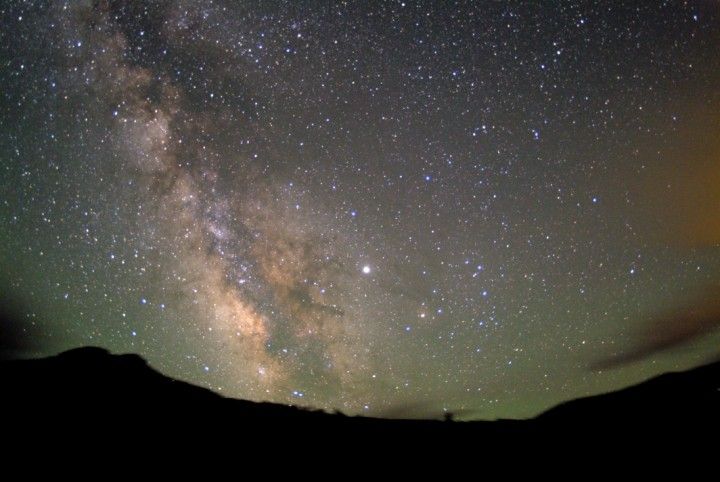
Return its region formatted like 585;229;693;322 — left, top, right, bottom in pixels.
1;1;719;419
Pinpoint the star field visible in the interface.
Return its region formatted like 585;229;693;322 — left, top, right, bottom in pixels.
1;1;719;419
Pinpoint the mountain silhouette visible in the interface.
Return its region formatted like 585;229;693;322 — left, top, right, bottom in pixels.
1;347;718;454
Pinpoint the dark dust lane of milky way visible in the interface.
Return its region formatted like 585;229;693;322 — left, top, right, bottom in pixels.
1;1;719;420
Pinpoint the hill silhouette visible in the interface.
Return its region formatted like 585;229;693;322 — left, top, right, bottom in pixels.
1;347;718;451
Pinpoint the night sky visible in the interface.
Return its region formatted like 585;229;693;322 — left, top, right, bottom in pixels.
1;0;719;420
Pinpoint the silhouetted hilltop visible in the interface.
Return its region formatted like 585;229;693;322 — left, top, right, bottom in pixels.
1;347;718;448
536;361;720;430
0;347;346;427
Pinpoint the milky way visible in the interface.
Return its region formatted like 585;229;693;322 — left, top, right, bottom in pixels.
1;1;720;419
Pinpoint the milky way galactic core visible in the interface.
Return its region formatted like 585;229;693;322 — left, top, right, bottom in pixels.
1;1;719;419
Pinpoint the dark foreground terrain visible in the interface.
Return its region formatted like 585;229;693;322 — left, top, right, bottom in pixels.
1;347;718;457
